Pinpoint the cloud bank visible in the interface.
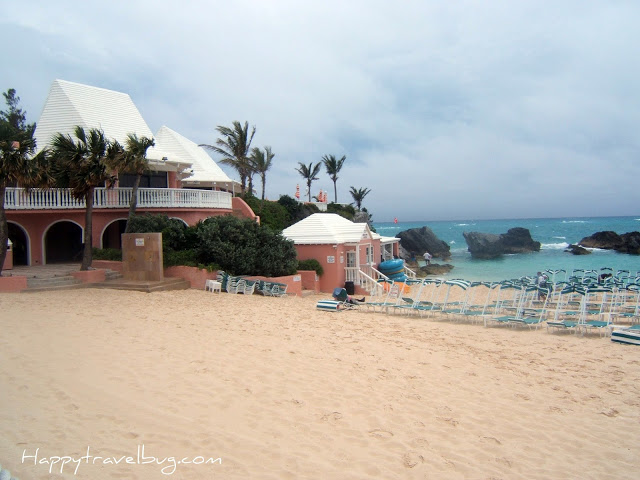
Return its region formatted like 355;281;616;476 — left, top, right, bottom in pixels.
2;0;639;221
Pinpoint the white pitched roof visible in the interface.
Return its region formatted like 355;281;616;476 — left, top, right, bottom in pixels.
282;213;376;244
34;79;176;164
154;126;237;188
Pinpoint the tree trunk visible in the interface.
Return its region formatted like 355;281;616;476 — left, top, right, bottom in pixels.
333;181;338;203
0;185;7;276
125;174;141;233
81;188;94;271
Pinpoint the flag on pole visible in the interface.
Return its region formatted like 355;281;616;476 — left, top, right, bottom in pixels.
295;184;300;199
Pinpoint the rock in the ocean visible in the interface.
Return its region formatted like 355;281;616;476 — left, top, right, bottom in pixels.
565;244;591;255
463;228;541;259
420;263;454;275
579;231;623;249
396;226;451;260
579;230;640;254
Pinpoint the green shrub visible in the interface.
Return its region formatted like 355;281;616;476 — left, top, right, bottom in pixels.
194;215;297;276
242;194;289;231
126;214;189;251
277;195;320;226
327;202;356;220
92;247;122;261
164;249;198;267
298;258;323;276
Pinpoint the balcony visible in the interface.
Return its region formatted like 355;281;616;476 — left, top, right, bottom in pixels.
4;187;233;210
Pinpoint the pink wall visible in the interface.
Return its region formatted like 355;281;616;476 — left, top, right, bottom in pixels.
165;265;218;290
232;197;259;222
0;276;28;292
299;270;319;293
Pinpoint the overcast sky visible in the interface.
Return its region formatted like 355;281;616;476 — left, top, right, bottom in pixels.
2;1;639;222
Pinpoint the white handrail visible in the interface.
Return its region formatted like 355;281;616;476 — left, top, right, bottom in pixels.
4;187;233;210
404;265;417;278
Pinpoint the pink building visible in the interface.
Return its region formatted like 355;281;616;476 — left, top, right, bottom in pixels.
5;80;254;267
282;213;400;294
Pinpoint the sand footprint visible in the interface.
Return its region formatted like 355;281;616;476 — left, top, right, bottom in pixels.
600;407;619;417
402;451;424;468
320;412;342;424
437;416;459;427
368;429;393;439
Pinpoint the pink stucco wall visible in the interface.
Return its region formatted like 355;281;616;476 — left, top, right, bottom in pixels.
0;276;28;292
298;270;320;293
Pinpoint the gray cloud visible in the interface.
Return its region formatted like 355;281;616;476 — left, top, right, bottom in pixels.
2;0;639;221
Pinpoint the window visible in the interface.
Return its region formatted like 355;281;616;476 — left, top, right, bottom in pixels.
346;251;356;268
365;246;374;264
118;172;168;188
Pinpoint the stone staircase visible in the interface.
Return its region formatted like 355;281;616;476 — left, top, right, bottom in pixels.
14;264;190;293
89;276;191;293
24;269;123;292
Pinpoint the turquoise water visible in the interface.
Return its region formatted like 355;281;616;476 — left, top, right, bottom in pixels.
373;216;640;282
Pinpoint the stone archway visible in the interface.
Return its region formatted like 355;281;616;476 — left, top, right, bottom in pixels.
102;219;127;250
44;221;83;264
8;222;29;266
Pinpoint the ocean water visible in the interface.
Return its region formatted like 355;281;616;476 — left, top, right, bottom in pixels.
373;216;640;282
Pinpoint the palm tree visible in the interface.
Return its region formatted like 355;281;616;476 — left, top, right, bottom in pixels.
200;121;256;195
349;186;371;211
250;146;274;202
322;154;346;203
51;126;120;270
117;133;155;232
295;162;322;202
0;89;41;275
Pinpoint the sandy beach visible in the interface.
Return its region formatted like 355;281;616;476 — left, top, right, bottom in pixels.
1;287;639;479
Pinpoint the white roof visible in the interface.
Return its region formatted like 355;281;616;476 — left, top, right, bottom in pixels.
154;126;237;188
34;79;176;164
283;213;376;244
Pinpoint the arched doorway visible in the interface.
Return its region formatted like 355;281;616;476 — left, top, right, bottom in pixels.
8;222;29;266
102;219;127;250
45;221;83;263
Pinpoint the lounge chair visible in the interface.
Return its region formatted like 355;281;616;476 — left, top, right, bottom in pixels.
225;276;245;294
315;288;358;312
611;325;640;345
242;279;257;295
332;287;361;309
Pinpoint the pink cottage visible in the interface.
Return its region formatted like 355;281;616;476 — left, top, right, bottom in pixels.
282;213;400;294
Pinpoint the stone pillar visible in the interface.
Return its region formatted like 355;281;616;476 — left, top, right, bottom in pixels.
121;233;163;281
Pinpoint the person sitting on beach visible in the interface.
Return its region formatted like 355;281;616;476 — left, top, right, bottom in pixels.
333;288;365;304
348;296;365;304
536;271;548;300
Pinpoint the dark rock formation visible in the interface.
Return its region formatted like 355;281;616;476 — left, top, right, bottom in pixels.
620;232;640;254
353;211;370;224
565;244;591;255
578;231;623;249
463;227;541;259
579;231;640;255
420;263;454;276
396;226;451;260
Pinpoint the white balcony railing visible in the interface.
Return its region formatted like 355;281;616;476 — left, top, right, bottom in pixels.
4;187;233;210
